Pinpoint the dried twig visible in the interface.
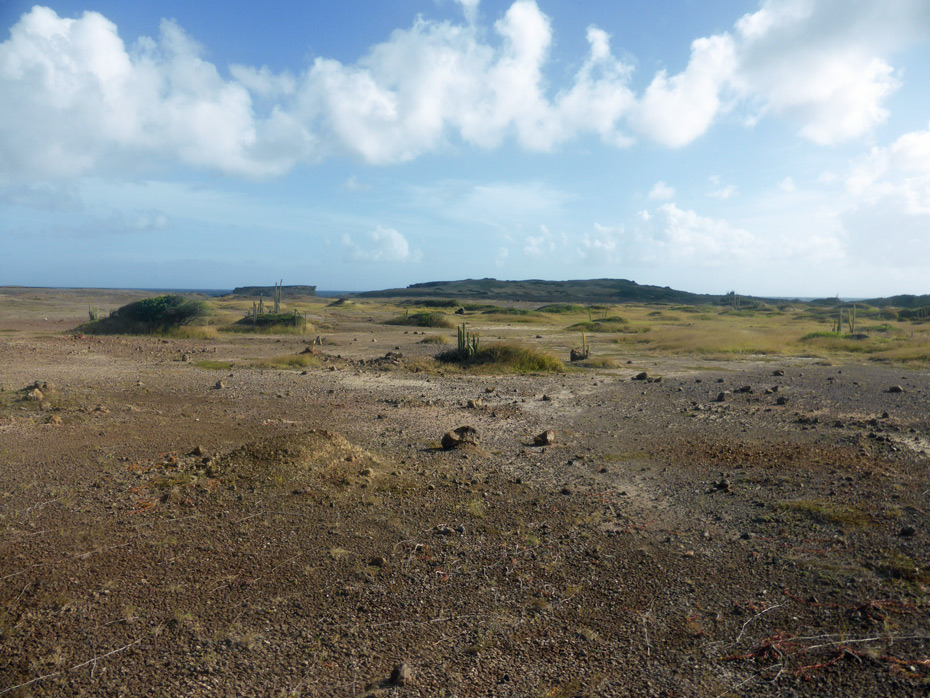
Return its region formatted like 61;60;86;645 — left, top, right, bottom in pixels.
734;603;784;645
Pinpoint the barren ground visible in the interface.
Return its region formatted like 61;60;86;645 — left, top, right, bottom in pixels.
1;288;928;697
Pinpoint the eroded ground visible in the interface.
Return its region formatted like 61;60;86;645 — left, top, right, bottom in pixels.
0;289;928;697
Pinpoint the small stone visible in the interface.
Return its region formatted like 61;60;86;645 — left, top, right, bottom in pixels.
441;426;479;450
25;388;43;401
888;385;905;393
560;486;572;495
541;394;552;401
633;371;649;381
191;445;205;457
369;556;387;567
776;396;789;405
881;411;890;419
359;467;374;478
773;369;786;376
390;662;411;686
215;380;225;390
736;385;753;394
716;392;728;402
466;398;482;409
899;525;916;537
47;414;62;425
534;430;555;446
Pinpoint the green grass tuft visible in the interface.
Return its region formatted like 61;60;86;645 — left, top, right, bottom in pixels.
567;317;628;332
437;342;563;373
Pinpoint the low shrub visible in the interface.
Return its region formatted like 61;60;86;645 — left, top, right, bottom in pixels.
78;295;209;334
385;312;455;328
567;317;628;332
536;303;587;314
436;342;563;373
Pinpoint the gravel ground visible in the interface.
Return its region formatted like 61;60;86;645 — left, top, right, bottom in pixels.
0;289;928;697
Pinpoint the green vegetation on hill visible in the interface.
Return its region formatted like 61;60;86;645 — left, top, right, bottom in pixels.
356;278;723;305
231;285;316;298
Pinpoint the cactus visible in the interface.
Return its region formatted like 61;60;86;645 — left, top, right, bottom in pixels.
273;279;282;314
582;332;589;358
258;295;265;315
456;323;479;360
88;305;101;322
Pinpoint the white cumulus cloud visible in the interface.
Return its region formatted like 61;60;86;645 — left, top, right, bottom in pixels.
342;226;420;263
1;0;927;184
648;181;675;200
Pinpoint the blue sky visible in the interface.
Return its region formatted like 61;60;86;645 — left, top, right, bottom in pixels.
2;1;930;296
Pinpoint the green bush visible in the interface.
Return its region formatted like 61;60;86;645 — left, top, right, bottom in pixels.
385;312;455;328
436;342;563;373
536;303;587;314
235;312;306;329
79;295;209;334
567;318;628;332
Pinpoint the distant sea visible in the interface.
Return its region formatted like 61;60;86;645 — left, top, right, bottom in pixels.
36;287;356;298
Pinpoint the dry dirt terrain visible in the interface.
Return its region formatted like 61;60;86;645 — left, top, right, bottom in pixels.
1;288;928;697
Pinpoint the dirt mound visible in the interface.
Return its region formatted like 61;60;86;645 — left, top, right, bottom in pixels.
213;429;384;485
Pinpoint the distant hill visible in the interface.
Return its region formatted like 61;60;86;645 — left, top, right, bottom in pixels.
231;285;316;298
354;278;724;304
861;294;930;308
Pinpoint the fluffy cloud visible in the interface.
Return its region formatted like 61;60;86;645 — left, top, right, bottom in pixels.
840;123;930;264
629;0;928;147
1;1;927;183
0;3;636;180
342;226;420;263
648;181;675;201
847;123;930;214
583;202;843;268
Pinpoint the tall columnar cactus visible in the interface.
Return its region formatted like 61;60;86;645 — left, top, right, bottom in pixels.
273;280;282;314
457;323;479;360
258;295;265;315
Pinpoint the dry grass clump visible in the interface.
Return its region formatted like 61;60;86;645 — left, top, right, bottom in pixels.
250;354;319;370
567;317;628;333
419;335;450;344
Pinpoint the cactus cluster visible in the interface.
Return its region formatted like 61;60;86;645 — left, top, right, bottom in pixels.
834;305;857;334
457;323;479;359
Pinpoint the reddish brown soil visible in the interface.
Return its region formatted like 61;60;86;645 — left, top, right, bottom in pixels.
0;289;928;697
